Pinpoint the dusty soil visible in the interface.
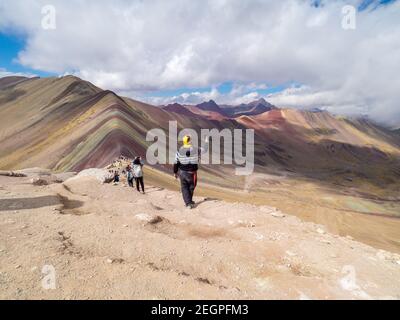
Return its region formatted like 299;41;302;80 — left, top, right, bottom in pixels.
145;166;400;254
1;172;400;300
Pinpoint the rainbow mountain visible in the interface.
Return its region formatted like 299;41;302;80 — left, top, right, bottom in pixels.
0;75;400;189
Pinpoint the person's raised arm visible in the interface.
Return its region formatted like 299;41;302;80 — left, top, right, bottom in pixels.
199;135;209;155
173;151;180;179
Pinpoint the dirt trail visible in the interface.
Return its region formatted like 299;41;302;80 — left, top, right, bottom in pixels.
0;172;400;299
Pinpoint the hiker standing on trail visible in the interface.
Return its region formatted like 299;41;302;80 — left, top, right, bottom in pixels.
133;156;145;193
174;135;209;209
126;165;134;188
113;170;120;184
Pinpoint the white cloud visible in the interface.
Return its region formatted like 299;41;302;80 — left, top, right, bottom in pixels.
0;68;37;78
267;85;369;115
0;0;399;125
135;83;266;106
145;87;221;106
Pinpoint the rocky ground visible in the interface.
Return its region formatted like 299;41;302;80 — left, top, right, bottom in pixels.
0;168;400;299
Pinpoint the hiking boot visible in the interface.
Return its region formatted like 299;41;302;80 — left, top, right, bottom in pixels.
186;203;194;209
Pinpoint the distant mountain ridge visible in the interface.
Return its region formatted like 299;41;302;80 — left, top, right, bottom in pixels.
0;75;399;192
222;98;277;117
162;98;278;119
162;103;198;117
0;76;33;90
195;99;224;113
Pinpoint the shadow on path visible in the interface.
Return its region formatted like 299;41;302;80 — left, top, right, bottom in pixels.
194;197;220;208
0;195;82;212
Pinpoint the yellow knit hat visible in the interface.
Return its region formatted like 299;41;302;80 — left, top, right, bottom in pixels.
182;135;191;147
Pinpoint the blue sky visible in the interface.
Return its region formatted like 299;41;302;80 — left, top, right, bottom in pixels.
0;33;54;77
358;0;396;10
139;82;287;99
311;0;396;9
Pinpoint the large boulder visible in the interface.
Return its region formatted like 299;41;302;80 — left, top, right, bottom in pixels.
31;177;49;186
70;168;114;183
0;170;27;177
18;168;52;176
0;168;76;184
134;213;163;225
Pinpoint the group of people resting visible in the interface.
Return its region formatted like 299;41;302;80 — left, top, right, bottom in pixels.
110;134;208;209
111;156;145;194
